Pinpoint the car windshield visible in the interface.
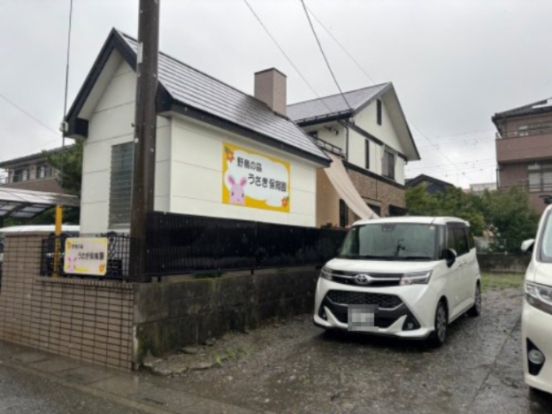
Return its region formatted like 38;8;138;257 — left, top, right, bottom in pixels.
338;222;440;261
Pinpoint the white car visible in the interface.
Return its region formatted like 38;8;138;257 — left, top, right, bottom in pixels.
521;205;552;395
314;216;481;346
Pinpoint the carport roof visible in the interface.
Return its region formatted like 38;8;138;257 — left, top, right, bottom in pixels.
0;187;79;219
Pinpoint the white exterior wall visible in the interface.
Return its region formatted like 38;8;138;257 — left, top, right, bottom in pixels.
168;116;317;227
355;99;402;152
395;157;405;185
346;99;406;185
80;60;170;234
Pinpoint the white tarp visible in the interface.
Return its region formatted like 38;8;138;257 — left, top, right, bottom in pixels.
324;154;379;220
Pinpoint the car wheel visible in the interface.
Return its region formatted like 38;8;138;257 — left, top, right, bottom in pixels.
467;284;482;317
428;301;448;347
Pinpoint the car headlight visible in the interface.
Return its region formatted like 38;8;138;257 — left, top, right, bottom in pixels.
400;271;432;286
526;281;552;315
320;267;333;280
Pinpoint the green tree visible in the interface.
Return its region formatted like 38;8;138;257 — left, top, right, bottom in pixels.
405;185;539;252
479;187;539;252
406;185;485;235
45;140;83;196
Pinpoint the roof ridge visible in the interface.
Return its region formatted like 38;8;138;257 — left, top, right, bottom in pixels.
287;82;390;107
117;30;269;108
496;96;552;115
0;145;75;166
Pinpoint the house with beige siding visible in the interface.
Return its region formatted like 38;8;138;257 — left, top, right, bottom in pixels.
0;147;70;194
288;84;420;225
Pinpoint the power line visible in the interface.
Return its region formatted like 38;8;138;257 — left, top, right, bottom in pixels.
407;158;496;172
299;0;352;110
299;4;482;174
242;0;329;110
0;93;58;136
304;5;376;84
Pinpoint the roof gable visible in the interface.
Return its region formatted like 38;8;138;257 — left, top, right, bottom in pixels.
288;83;420;161
406;174;454;189
287;83;390;125
65;29;329;166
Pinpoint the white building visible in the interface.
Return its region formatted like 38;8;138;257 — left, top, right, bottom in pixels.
65;29;420;234
65;30;331;234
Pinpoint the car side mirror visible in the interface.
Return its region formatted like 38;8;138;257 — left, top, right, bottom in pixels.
444;248;457;267
521;239;535;254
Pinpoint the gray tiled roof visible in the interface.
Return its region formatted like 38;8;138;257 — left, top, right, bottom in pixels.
119;32;328;163
287;83;390;123
494;97;552;119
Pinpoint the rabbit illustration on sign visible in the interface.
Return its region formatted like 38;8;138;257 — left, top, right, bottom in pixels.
228;174;247;205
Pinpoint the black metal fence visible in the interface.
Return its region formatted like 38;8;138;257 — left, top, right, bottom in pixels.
145;212;347;276
40;232;131;280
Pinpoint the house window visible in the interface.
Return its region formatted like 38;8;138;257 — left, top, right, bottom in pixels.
365;140;370;169
376;99;382;126
12;168;29;182
37;164;52;179
368;203;381;216
389;205;407;216
382;150;395;180
339;199;348;227
528;163;552;192
109;142;134;228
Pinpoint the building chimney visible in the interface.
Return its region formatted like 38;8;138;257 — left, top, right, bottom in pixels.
254;68;287;116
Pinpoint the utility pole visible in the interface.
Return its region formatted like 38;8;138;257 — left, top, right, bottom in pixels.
129;0;160;282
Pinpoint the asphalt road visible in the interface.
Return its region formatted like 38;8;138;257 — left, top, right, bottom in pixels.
0;364;140;414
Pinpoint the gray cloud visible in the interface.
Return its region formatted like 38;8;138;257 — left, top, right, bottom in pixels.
1;0;551;188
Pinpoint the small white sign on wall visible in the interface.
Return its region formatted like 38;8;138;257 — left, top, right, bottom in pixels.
64;237;108;276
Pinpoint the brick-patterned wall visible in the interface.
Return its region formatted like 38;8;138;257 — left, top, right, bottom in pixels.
0;233;135;370
347;168;405;217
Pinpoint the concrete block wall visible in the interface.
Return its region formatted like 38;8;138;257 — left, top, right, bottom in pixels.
0;233;135;370
134;267;318;360
0;233;321;370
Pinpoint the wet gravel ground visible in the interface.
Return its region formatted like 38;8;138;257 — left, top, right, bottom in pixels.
154;286;552;413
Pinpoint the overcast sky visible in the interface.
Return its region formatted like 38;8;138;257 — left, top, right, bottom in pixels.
1;0;551;188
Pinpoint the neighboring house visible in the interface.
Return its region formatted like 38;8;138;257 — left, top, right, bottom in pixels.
406;174;455;195
64;29;331;234
469;182;497;196
288;84;420;225
493;97;552;213
0;147;71;194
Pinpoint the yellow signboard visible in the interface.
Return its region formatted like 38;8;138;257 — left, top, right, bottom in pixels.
222;143;291;213
64;238;108;276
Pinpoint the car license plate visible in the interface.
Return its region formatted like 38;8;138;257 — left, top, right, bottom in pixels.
348;305;376;331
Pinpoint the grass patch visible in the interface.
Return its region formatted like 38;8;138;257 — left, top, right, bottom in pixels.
481;273;524;292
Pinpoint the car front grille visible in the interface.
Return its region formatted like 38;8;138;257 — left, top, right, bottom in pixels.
326;290;403;309
329;270;402;287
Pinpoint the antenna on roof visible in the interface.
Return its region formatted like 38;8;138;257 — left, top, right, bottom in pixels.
61;0;73;141
53;0;74;277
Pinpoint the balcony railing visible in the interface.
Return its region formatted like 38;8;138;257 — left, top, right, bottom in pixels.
497;124;552;139
312;137;345;157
